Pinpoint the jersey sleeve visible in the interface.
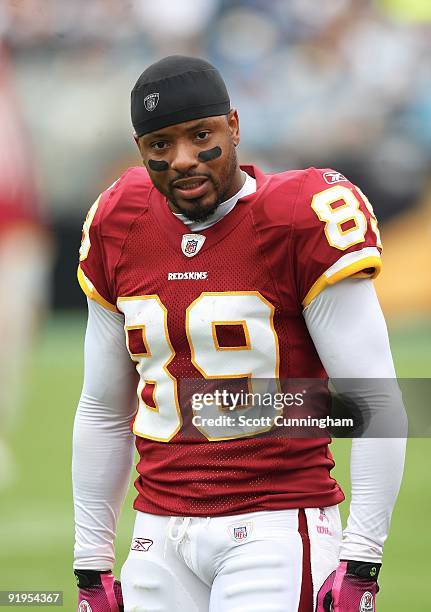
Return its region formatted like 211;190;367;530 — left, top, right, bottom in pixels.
293;168;382;307
77;191;118;313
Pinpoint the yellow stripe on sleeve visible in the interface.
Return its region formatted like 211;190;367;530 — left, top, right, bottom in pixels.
303;252;382;308
77;265;119;313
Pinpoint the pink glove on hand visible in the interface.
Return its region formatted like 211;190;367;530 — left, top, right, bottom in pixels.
316;560;380;611
75;569;123;612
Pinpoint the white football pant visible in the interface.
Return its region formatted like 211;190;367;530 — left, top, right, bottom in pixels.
121;506;341;612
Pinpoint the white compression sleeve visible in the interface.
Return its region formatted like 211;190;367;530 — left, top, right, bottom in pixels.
73;298;137;570
303;278;407;563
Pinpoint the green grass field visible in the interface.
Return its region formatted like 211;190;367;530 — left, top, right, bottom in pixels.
0;312;430;610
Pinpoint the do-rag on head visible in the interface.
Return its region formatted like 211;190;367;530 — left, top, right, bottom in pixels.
131;55;231;138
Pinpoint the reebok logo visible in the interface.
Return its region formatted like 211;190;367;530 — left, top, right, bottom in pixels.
323;171;348;184
131;538;153;552
168;272;208;280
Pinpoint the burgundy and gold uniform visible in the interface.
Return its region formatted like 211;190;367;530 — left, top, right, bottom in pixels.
78;165;381;516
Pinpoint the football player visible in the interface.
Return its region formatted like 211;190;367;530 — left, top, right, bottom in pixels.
73;56;406;611
0;44;51;489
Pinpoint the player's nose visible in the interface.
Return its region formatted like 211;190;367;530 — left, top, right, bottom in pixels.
170;143;199;174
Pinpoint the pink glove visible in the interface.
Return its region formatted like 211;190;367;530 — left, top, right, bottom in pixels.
75;569;123;612
316;561;380;611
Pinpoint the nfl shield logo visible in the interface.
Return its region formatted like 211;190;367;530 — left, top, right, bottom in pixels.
360;591;374;612
185;239;198;254
229;521;253;542
234;526;248;540
79;601;92;612
181;234;206;257
144;93;159;112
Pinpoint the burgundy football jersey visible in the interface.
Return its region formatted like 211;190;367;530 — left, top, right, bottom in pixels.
78;165;382;516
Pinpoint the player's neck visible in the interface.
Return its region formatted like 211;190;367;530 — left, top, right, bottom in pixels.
223;165;245;201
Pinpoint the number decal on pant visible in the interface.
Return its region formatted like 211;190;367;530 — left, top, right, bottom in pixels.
118;292;279;442
311;185;379;250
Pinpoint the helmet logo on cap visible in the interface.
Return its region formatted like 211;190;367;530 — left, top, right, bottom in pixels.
144;93;159;112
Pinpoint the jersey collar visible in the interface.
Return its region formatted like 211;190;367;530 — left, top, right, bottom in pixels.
150;164;268;255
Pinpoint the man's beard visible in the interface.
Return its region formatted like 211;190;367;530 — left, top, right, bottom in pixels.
167;145;238;223
169;186;221;223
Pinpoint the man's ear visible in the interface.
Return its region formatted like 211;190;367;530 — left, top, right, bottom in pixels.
133;133;144;158
227;109;240;146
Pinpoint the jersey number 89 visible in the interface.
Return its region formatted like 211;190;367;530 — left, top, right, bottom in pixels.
118;292;280;443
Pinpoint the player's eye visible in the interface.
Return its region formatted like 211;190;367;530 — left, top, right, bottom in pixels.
196;131;210;141
151;141;169;150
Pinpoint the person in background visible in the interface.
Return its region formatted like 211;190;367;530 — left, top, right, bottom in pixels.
0;43;51;489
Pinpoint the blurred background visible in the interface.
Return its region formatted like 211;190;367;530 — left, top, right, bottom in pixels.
0;0;430;610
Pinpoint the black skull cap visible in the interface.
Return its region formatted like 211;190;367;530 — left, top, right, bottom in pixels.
131;55;230;137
